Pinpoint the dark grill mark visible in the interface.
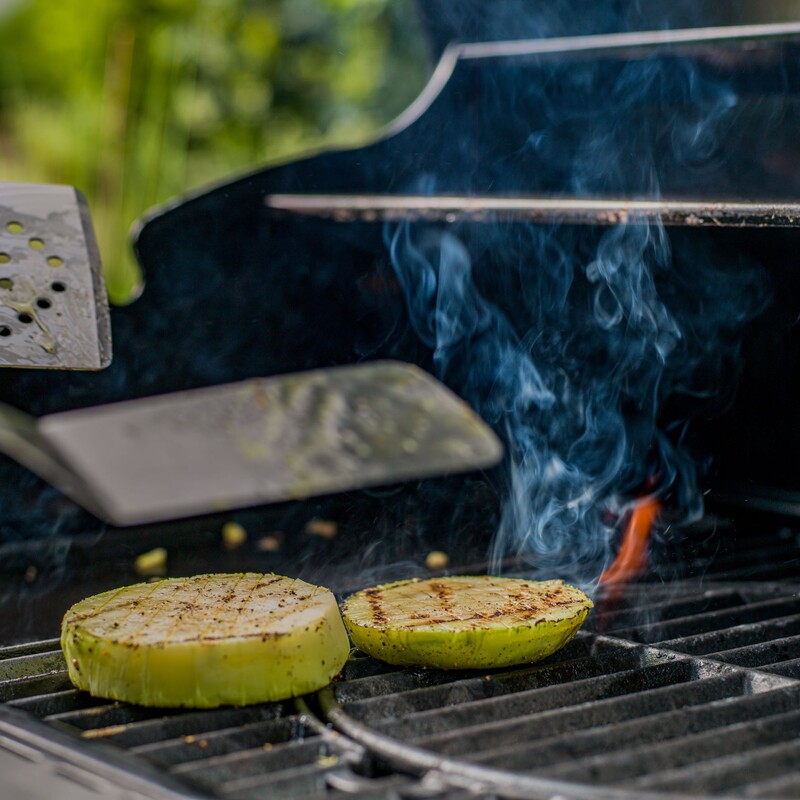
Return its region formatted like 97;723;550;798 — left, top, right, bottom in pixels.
352;578;590;630
430;581;455;616
364;588;388;625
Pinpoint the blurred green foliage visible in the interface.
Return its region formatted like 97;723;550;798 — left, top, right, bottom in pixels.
0;0;428;302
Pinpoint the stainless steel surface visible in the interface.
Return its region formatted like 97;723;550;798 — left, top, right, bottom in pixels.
0;183;110;370
0;402;106;520
267;194;800;228
326;20;800;157
457;20;800;60
0;701;204;800
0;361;502;525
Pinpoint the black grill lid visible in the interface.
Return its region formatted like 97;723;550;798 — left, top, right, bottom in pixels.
1;24;799;537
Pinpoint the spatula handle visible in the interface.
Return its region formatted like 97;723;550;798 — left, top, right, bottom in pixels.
0;403;106;519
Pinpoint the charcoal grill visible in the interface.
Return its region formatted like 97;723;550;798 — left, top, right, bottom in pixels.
4;16;800;800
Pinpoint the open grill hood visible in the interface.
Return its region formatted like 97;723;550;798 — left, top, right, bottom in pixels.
0;21;798;539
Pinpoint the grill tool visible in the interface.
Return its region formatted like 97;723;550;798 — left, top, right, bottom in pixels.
0;183;110;370
0;361;502;526
266;194;800;228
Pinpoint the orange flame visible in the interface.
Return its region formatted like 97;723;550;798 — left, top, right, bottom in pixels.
599;495;661;587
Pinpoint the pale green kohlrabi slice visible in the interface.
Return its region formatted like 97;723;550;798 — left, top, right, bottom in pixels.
341;576;593;670
62;573;350;708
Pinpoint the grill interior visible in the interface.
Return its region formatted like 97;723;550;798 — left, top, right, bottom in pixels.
6;532;800;800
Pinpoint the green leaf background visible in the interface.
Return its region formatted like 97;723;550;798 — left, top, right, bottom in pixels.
0;0;427;303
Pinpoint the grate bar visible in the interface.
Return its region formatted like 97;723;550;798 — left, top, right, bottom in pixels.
72;703;286;749
704;560;800;583
365;660;692;741
339;654;400;683
216;757;343;799
470;685;800;772
0;649;69;703
0;651;64;682
45;702;175;732
171;736;327;784
591;590;746;632
412;673;747;757
0;672;72;704
659;615;800;657
612;596;800;643
335;638;594;704
0;640;61;660
755;656;800;680
133;716;303;768
738;772;800;798
708;633;800;669
9;688;105;717
539;707;800;784
694;543;798;571
341;649;642;725
625;738;800;793
334;669;481;707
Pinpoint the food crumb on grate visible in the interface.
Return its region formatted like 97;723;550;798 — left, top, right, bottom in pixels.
257;533;283;552
425;550;449;569
305;518;338;539
134;547;167;577
221;521;247;550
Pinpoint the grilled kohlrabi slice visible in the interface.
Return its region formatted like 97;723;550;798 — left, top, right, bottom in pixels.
61;573;350;707
341;576;592;669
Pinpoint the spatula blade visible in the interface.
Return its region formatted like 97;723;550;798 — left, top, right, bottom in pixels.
37;362;502;525
0;183;111;370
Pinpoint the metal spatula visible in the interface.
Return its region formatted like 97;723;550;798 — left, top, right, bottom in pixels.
0;182;111;369
0;361;502;525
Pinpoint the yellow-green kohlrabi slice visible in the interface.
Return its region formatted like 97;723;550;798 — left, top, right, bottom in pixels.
61;573;350;708
341;576;593;669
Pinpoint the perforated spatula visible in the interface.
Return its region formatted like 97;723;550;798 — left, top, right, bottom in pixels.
0;182;110;370
0;361;502;525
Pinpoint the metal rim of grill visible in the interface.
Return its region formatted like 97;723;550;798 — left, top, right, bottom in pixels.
5;580;800;799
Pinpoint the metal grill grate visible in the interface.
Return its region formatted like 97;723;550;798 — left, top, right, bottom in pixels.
6;584;800;799
321;585;800;799
1;645;351;799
